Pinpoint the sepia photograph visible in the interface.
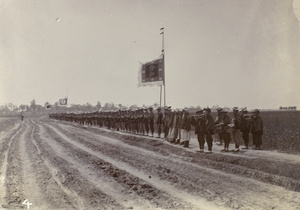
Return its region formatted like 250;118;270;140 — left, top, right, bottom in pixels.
0;0;300;209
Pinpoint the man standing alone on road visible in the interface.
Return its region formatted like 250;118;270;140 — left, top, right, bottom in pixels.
251;109;263;150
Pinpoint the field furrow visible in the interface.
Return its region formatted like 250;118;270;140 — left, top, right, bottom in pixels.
44;119;300;210
1;116;300;210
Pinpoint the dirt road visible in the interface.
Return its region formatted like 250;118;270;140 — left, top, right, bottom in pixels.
0;117;299;209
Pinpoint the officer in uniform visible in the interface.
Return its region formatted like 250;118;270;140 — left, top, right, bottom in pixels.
231;107;242;152
148;107;155;137
191;109;206;152
181;109;191;148
168;108;175;141
175;109;183;144
240;108;251;149
218;110;231;152
163;106;171;139
214;107;224;145
170;109;178;143
143;108;149;135
156;107;164;138
251;109;263;150
203;107;215;154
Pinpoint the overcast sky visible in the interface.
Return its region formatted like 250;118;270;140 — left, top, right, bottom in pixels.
1;0;300;110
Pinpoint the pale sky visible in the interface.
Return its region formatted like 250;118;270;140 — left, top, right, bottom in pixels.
1;0;300;110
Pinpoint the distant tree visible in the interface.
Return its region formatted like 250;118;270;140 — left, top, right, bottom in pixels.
30;99;36;111
86;103;92;110
96;101;102;109
35;104;44;112
19;104;27;111
279;106;283;110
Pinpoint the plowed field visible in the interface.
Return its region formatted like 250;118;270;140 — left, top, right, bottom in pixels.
0;117;299;210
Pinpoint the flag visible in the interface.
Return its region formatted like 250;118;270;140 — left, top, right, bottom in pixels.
58;97;68;106
138;55;164;87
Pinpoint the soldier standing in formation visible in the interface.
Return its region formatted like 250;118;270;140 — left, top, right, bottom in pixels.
175;110;183;144
216;110;231;152
240;108;251;149
231;107;242;152
204;107;215;154
49;106;264;152
148;107;155;137
251;109;263;150
156;107;163;138
215;107;224;145
191;109;205;153
163;106;171;139
181;109;191;148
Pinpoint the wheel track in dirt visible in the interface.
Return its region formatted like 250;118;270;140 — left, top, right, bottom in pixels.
51;120;300;191
24;120;82;209
1;120;83;209
29;120;124;210
34;120;203;209
0;121;23;208
32;120;174;209
44;120;300;209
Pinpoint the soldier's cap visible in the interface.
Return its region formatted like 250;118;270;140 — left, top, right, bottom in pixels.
216;107;223;112
233;107;239;112
148;107;153;110
252;109;260;113
241;108;248;113
204;107;211;112
221;110;228;113
157;107;161;110
195;109;203;114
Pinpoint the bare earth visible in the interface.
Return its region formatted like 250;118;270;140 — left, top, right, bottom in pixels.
0;117;300;210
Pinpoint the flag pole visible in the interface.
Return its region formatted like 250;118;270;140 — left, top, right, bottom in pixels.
160;27;166;107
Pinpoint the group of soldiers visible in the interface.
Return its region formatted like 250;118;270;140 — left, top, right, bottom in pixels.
213;107;263;152
49;105;264;153
49;107;159;137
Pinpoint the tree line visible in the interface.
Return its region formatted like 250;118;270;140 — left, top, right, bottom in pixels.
279;106;297;110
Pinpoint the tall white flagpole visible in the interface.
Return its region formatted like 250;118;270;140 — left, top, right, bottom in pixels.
160;27;166;107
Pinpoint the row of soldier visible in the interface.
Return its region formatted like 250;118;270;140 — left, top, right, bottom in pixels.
49;106;263;153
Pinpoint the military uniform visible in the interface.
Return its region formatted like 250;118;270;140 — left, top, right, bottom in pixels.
191;109;206;152
240;108;251;149
251;109;263;150
218;110;231;152
156;107;164;138
148;107;154;137
181;109;191;148
231;107;242;152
